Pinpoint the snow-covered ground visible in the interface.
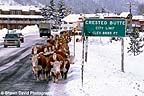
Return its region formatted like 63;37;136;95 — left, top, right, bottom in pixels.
47;36;144;96
1;26;144;95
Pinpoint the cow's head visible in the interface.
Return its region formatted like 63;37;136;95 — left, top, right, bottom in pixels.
43;47;49;55
52;53;57;61
50;60;63;82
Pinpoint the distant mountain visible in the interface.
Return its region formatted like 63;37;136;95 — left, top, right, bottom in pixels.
91;0;140;14
0;0;19;5
0;0;141;14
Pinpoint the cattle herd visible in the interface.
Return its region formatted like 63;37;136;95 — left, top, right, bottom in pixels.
31;31;73;83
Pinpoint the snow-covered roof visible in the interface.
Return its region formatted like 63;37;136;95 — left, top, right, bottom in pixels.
132;15;144;20
84;14;98;18
119;12;130;18
61;14;80;22
97;13;119;18
62;13;119;23
62;14;99;22
0;5;41;12
0;15;43;19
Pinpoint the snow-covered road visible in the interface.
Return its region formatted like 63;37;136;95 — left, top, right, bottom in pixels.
0;26;46;71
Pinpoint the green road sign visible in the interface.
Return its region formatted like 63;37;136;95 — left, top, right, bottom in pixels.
83;18;126;37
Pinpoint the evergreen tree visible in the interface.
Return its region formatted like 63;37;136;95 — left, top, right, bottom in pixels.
40;0;56;21
40;5;49;20
40;0;71;31
95;8;100;14
57;0;71;25
127;28;143;56
137;3;144;15
49;0;57;20
40;0;71;27
101;7;106;13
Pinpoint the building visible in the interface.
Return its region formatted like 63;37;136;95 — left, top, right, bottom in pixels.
61;13;118;32
0;5;44;29
132;15;144;31
120;12;144;31
61;14;99;32
62;12;144;33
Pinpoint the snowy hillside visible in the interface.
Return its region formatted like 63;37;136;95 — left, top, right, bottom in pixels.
0;0;140;14
0;0;19;5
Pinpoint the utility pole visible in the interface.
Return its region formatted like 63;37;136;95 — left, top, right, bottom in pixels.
127;2;135;33
7;17;10;34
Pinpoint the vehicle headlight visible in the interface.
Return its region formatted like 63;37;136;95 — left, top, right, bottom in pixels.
4;40;7;42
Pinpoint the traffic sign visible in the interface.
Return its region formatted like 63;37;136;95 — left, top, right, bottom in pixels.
83;18;126;37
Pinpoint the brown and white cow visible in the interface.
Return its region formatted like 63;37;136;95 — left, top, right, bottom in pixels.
50;52;70;82
31;52;52;81
31;45;45;55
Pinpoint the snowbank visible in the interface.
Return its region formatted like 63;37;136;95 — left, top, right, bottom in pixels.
0;28;8;43
0;25;39;43
20;25;39;36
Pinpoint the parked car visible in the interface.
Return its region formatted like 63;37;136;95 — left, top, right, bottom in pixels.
3;33;21;48
16;33;24;43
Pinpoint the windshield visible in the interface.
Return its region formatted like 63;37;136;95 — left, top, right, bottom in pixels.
5;34;18;38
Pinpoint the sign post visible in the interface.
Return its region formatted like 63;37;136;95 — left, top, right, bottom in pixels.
121;38;124;72
73;27;76;57
85;37;88;62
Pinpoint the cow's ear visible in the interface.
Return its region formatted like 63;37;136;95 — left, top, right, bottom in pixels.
60;61;63;65
50;62;54;65
64;61;68;65
37;56;40;59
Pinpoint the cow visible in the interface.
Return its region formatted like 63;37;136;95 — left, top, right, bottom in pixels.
31;52;52;81
48;53;64;83
63;31;71;43
32;44;55;56
47;35;55;46
50;52;70;82
56;42;70;55
61;59;70;79
43;44;55;56
31;45;45;55
31;53;43;80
